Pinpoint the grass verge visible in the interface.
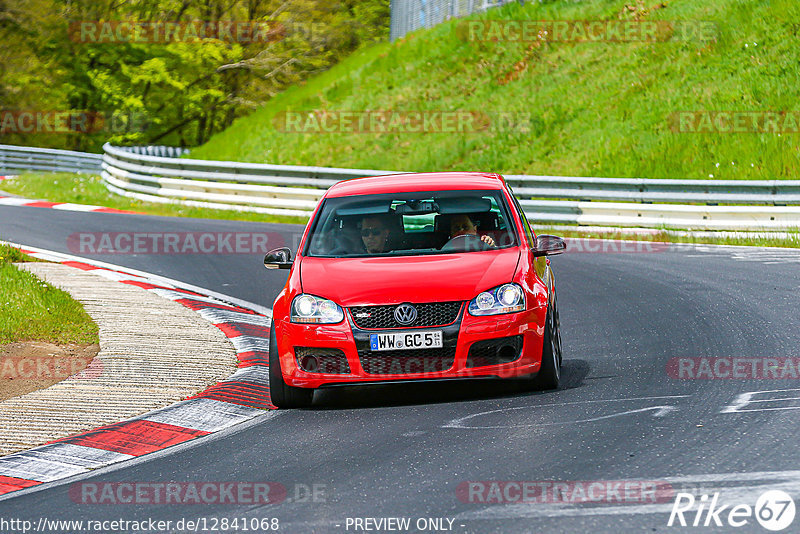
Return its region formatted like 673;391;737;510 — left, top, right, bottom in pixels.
189;0;800;180
0;244;99;344
0;173;310;225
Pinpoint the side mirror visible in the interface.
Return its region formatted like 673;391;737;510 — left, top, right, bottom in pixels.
532;235;566;257
264;247;293;270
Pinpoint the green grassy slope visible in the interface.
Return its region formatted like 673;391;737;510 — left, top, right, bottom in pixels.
190;0;800;180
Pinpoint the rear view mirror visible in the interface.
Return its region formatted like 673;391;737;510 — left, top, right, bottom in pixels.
264;247;293;269
532;235;566;257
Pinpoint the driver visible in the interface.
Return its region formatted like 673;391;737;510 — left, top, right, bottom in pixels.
449;214;495;247
360;215;394;253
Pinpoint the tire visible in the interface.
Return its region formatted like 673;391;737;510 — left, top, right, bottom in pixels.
530;292;562;391
269;322;314;408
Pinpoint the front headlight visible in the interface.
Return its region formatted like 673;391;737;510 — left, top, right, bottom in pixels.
291;294;344;324
468;283;525;316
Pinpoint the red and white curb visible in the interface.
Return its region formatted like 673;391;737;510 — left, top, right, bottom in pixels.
0;188;137;214
0;242;277;498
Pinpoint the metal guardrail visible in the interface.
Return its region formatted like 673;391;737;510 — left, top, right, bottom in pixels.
2;143;799;230
100;143;398;217
0;144;103;174
99;144;800;230
503;175;800;205
390;0;515;41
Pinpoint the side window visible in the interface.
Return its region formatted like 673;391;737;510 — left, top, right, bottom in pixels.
509;188;534;247
485;196;507;230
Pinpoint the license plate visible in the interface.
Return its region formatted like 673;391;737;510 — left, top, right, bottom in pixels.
370;330;443;351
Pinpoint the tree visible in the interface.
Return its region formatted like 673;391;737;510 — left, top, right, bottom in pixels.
0;0;390;150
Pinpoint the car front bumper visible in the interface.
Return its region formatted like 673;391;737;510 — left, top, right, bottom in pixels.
274;306;545;388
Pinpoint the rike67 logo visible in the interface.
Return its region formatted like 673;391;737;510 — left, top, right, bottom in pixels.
668;490;796;531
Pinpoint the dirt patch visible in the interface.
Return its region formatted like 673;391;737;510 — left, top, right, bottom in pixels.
0;342;100;401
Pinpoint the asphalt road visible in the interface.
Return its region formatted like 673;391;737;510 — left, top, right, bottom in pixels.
2;204;800;533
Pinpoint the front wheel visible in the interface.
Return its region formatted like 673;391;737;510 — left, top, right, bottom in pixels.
529;294;562;390
269;322;314;408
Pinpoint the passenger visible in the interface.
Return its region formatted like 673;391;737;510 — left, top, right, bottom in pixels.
448;214;495;247
359;215;394;254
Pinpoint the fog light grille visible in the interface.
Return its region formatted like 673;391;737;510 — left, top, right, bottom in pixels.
358;348;456;375
294;347;350;374
466;336;523;368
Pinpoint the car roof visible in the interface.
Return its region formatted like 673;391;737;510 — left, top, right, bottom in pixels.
325;172;506;198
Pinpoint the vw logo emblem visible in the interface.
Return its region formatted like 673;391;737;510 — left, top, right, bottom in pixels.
394;304;417;325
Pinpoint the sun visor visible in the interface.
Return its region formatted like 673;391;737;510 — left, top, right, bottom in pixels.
435;196;492;214
336;200;393;216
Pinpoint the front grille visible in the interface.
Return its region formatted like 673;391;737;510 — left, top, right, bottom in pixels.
466;336;523;368
350;302;463;330
359;347;456;375
294;347;350;374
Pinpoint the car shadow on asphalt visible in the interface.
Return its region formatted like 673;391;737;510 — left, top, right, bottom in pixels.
310;359;592;410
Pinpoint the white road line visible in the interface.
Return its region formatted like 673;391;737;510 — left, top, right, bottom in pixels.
0;456;90;483
0;443;133;485
443;395;691;429
197;308;273;326
0;197;32;206
721;388;800;413
149;288;230;305
230;335;271;354
455;471;800;520
90;269;153;283
140;398;265;433
14;443;134;468
688;249;800;265
224;366;270;385
667;470;800;483
50;203;105;212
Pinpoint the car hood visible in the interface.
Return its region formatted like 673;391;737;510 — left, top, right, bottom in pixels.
300;249;520;306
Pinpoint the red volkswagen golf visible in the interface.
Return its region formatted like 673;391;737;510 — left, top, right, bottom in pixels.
264;172;565;407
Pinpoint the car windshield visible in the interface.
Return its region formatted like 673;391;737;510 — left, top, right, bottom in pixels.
304;189;517;257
